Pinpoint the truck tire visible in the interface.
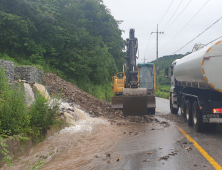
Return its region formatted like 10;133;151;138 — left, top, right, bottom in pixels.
185;100;192;126
170;93;178;114
180;97;186;118
192;101;204;132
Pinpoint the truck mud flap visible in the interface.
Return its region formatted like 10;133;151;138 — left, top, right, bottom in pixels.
123;96;148;116
111;96;123;109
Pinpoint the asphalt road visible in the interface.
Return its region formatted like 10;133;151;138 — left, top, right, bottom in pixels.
5;97;222;170
107;97;222;170
66;97;222;170
52;97;222;170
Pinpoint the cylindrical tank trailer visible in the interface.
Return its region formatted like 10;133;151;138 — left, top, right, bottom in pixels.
165;39;222;132
174;40;222;92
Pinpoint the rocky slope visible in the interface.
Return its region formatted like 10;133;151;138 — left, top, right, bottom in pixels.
44;73;153;123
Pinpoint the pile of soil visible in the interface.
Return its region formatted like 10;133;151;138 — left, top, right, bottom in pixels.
44;73;153;123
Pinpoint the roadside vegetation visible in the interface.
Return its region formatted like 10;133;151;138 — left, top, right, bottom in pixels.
88;82;114;102
0;0;188;102
0;68;62;166
151;54;184;86
151;55;185;99
155;85;170;99
0;0;125;102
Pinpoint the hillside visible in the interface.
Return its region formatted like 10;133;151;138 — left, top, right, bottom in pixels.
0;0;125;95
150;54;185;85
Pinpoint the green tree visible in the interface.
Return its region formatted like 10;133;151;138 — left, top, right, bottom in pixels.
0;0;125;89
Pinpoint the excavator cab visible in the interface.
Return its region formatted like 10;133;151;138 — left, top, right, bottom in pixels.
138;63;155;92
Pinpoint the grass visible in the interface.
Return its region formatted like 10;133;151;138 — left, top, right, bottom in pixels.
155;85;170;99
0;53;44;70
87;83;114;102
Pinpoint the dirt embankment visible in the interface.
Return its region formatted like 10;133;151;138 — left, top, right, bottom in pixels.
44;73;153;123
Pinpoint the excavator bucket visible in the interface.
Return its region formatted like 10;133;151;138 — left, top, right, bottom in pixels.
123;96;148;116
111;94;156;115
111;96;123;109
147;95;156;114
122;95;156;116
147;95;156;108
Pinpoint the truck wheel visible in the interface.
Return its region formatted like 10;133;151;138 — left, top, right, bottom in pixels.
180;97;186;118
170;93;178;114
185;100;192;126
192;101;203;132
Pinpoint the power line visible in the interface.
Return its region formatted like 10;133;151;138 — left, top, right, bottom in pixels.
148;43;157;61
158;0;174;25
164;0;192;32
173;15;222;54
158;32;166;43
148;27;159;59
158;0;191;48
160;0;210;51
146;0;175;60
151;25;164;88
205;35;222;46
149;32;165;59
143;26;157;59
161;0;184;31
141;55;149;63
144;34;152;56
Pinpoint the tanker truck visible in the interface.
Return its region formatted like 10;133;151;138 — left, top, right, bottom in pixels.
165;40;222;132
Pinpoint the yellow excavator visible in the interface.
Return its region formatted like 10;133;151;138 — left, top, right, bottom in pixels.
111;29;156;116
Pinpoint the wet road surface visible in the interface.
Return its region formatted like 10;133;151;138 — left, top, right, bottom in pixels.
2;98;222;170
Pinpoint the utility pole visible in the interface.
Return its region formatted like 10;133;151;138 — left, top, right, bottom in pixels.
151;24;164;90
141;55;148;63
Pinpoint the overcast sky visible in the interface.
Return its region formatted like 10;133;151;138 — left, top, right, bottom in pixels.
102;0;222;62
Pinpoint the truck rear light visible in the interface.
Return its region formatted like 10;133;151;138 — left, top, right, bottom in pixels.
204;57;210;60
212;108;222;113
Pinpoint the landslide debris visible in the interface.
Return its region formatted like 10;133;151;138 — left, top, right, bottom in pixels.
44;73;154;123
159;114;184;126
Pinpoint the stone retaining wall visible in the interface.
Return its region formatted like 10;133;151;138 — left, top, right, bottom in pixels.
0;60;14;82
0;60;43;84
14;67;44;84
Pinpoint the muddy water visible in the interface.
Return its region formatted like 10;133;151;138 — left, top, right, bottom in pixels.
24;83;35;105
41;121;145;170
1;104;136;170
41;124;124;170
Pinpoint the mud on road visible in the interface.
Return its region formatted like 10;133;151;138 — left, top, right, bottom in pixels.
2;75;222;170
1;74;175;170
42;74;222;170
